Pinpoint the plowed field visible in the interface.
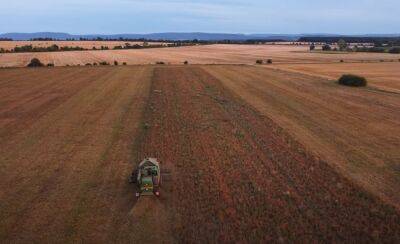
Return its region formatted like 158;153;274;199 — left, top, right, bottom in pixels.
1;65;399;243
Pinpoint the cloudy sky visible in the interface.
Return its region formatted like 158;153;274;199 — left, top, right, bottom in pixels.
1;0;399;34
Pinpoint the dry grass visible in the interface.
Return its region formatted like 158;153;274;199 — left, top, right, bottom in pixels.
270;62;400;93
1;44;399;67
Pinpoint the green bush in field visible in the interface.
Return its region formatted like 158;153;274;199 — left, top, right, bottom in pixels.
338;74;367;87
27;58;44;67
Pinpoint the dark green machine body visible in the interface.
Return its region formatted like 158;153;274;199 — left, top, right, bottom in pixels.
130;158;161;197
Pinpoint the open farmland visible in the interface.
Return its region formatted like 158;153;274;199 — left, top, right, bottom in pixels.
0;65;399;242
1;44;400;67
270;62;400;93
205;65;400;207
0;40;169;51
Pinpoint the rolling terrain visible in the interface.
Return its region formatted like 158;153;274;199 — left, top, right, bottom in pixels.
1;44;400;67
0;65;399;242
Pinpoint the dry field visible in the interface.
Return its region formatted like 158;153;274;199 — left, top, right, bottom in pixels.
1;44;400;67
270;62;400;93
0;40;168;51
0;65;399;242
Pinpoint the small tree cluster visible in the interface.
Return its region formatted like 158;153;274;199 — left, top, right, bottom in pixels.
27;58;44;67
322;44;332;51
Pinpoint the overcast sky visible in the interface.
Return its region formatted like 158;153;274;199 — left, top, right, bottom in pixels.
1;0;399;34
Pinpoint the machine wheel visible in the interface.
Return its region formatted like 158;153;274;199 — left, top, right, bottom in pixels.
129;168;138;183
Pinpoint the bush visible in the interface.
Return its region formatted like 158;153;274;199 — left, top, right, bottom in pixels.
123;62;127;65
27;58;44;67
99;61;110;65
93;62;97;66
338;74;367;87
184;61;189;65
340;59;344;63
266;59;272;64
85;63;92;66
256;60;263;64
47;63;54;67
114;60;119;66
388;47;400;54
310;44;315;51
156;61;165;65
322;44;332;51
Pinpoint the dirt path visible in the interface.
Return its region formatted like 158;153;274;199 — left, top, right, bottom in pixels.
136;66;400;242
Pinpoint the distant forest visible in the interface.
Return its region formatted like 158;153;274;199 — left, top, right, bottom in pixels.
299;36;400;45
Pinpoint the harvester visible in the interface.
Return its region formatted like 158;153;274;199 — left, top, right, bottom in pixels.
130;158;161;197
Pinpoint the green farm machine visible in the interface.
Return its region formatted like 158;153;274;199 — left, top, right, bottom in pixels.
130;158;162;197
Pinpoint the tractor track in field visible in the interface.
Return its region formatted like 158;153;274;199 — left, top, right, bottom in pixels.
135;66;400;242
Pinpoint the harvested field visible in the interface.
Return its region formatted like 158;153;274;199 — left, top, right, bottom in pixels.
204;65;400;208
1;65;399;242
270;62;400;93
0;66;153;242
1;44;399;67
0;40;168;51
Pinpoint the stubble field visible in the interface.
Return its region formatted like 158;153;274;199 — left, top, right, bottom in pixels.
1;44;400;67
0;65;399;242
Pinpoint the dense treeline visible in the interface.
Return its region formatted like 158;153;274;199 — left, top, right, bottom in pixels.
0;38;13;41
299;36;400;45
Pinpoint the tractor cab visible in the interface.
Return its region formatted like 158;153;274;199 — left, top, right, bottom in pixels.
130;158;161;197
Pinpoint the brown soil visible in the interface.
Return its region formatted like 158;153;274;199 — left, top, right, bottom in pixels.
204;65;400;208
135;66;400;242
1;65;399;243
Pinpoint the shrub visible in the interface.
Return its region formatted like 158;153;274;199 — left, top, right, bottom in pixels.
388;47;400;54
156;61;165;65
47;63;54;67
114;60;119;66
99;61;110;65
85;63;92;66
93;62;97;66
123;62;127;65
27;58;44;67
338;74;367;87
184;61;189;65
322;44;331;51
309;44;315;51
340;59;344;63
266;59;272;64
338;39;348;51
256;60;263;64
